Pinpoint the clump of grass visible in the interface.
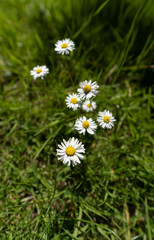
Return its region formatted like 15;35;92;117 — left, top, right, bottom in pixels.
0;0;154;239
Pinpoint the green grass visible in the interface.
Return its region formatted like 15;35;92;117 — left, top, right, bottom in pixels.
0;0;154;239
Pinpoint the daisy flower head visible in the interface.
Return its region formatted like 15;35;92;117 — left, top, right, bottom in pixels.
74;116;97;135
65;93;81;111
56;137;85;166
77;80;99;100
82;100;97;112
97;110;116;129
30;65;49;80
55;38;75;55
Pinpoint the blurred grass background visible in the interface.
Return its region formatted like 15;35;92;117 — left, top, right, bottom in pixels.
0;0;154;239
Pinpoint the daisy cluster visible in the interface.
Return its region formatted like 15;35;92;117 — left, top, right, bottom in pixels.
59;76;117;166
30;38;116;167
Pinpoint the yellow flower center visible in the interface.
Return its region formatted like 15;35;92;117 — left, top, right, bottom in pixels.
61;43;68;48
66;146;75;156
87;103;92;108
82;120;89;129
84;85;91;93
104;116;110;123
71;98;77;104
36;68;42;73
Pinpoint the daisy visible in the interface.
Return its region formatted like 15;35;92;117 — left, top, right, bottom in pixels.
65;93;81;111
55;38;75;55
97;110;116;129
56;137;85;166
77;80;99;99
74;116;97;135
30;65;49;80
82;100;97;112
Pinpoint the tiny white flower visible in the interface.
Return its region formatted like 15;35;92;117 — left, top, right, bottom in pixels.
30;65;49;80
74;116;97;135
97;110;116;129
55;38;75;55
65;93;81;111
82;100;97;112
56;137;85;166
77;80;99;99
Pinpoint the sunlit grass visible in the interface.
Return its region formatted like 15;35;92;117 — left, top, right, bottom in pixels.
0;0;153;239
